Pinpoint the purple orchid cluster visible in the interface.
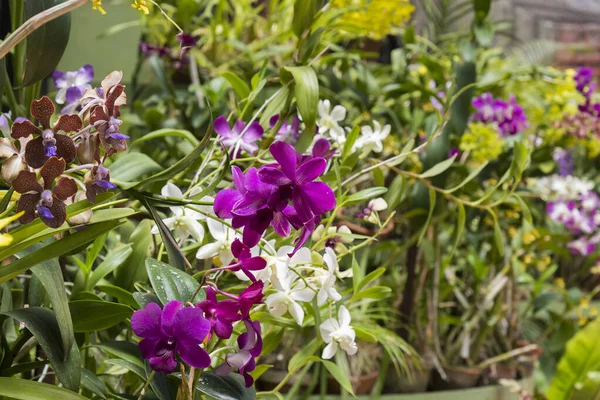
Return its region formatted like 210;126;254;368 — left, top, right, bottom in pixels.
471;93;528;136
214;140;336;255
547;190;600;256
556;67;600;139
0;68;129;228
139;32;199;70
52;65;94;114
132;281;265;386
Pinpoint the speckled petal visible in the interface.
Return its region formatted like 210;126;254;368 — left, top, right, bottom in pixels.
41;200;67;228
12;170;42;194
24;137;47;169
55;134;77;163
30;96;55;129
53;177;77;200
11;120;41;139
16;193;39;224
40;157;66;188
54;114;83;133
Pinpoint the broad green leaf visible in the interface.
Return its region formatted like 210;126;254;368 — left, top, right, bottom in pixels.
133;292;161;309
259;86;291;127
196;372;257;400
385;175;407;210
0;378;87;400
2;308;81;391
69;300;133;332
445;162;488;193
344;187;388;206
283;66;319;151
21;0;71;87
93;341;144;368
0;220;122;284
29;256;74;359
85;233;108;274
88;245;133;290
473;0;492;21
222;71;251;100
350;286;392;302
292;0;321;37
0;187;13;213
288;338;319;373
114;220;153;291
342;126;360;161
96;284;137;307
547;319;600;400
109;153;162;183
418;188;437;245
354;327;377;343
81;368;107;399
321;359;355;396
146;258;205;304
104;358;145;379
419;155;457;178
132;129;199;146
474;21;494;47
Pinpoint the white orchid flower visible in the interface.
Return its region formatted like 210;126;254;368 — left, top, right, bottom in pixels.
316;248;342;306
196;218;238;265
353;121;390;154
266;270;315;325
320;306;358;359
317;100;346;145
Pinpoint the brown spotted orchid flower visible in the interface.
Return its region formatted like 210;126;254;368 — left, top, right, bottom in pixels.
84;164;116;202
11;96;80;169
0;135;31;183
80;71;129;156
12;157;77;228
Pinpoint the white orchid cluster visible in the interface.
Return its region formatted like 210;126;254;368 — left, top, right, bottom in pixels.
316;100;391;155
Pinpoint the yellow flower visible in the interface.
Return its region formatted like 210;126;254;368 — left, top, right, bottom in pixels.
555;277;565;289
523;229;538;245
0;212;24;247
508;226;517;238
459;122;503;164
132;0;150;14
523;254;533;265
537;255;551;271
91;0;106;14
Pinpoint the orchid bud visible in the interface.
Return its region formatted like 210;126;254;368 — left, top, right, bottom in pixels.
67;193;93;226
1;155;27;183
77;135;98;164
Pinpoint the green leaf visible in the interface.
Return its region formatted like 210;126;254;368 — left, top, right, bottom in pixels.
196;372;257;400
292;0;320;37
132;129;199;147
473;0;492;21
85;233;107;274
489;210;504;256
385;175;407;210
0;59;4;108
69;300;133;332
93;341;144;368
0;220;122;284
146;258;205;304
104;358;145;379
474;21;494;47
81;368;107;399
547;319;600;400
344;187;388;206
109;153;162;184
259;86;291;127
282;66;319;151
2;308;81;391
342;126;360;161
21;0;71;87
96;284;137;307
114;220;153;291
88;245;133;290
321;359;355;396
350;286;392;302
355;267;385;293
288;338;319;373
443;203;466;268
0;378;88;400
419;155;457;178
445;162;488;193
354;327;377;343
29;257;74;359
351;256;362;294
418;189;437;245
222;72;251;100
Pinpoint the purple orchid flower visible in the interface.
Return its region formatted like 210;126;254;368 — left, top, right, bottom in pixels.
215;319;262;387
575;67;594;93
214;116;264;158
471;93;528;136
197;287;241;340
236;281;265;318
85;164;117;202
258;141;335;223
140;41;171;58
52;65;94;114
448;147;461;158
131;301;211;373
225;239;268;282
270;115;301;144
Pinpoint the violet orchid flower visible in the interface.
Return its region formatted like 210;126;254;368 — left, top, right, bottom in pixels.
131;301;211;373
270;115;301;144
197;287;241;339
225;239;268;282
84;164;117;202
214;116;264;157
52;65;94;114
236;281;265;318
215;319;262;387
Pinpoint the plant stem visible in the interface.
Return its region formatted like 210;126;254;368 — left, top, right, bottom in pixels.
137;370;156;400
0;0;88;60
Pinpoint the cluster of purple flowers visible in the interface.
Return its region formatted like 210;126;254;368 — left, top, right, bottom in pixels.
214;140;336;255
139;33;199;70
471;93;528;136
547;191;600;256
552;148;574;177
132;281;265;386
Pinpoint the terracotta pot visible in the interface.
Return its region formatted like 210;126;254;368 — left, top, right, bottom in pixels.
431;365;482;391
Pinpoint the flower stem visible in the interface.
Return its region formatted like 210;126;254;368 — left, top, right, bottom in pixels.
137;370;156;400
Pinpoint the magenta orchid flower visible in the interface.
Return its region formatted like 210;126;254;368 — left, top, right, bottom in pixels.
214;116;264;157
215;319;262;387
236;281;265;318
131;301;211;373
198;287;241;339
225;239;268;282
270;115;300;144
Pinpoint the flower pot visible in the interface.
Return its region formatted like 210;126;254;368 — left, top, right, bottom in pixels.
431;365;482;391
386;363;432;393
327;370;379;395
485;363;518;384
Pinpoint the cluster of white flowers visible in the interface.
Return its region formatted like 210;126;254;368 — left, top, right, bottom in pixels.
531;175;594;201
316;100;390;155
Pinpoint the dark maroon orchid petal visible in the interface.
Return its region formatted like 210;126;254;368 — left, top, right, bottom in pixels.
258;167;291;186
296;157;326;185
54;134;77;163
24;137;47;169
16;193;40;224
90;107;110;125
30;96;55;129
105;84;125;116
11;120;41;139
41;201;67;228
53;177;77;201
54;114;83;133
40;157;66;189
12;171;42;194
269;141;297;180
